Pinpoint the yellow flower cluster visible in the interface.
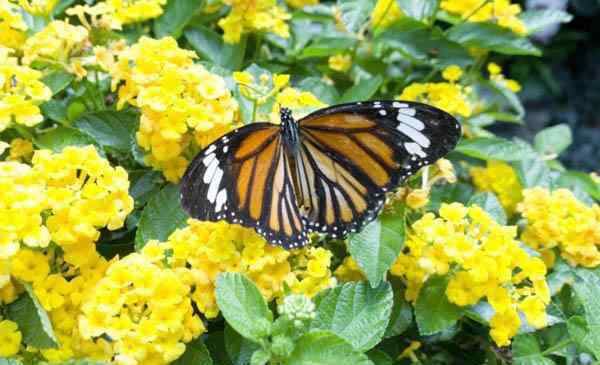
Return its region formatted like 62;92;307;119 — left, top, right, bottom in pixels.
0;0;27;50
0;319;21;357
391;203;550;346
488;62;522;93
398;65;472;118
80;253;204;365
105;0;166;25
4;138;33;161
334;256;366;282
328;54;352;72
471;160;522;214
19;0;58;16
22;20;90;79
105;36;238;182
219;0;291;43
140;220;335;318
0;47;52;131
441;0;527;35
371;0;403;29
518;188;600;268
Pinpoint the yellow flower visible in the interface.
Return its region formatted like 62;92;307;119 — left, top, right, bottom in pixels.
487;62;521;92
0;320;21;357
328;54;352;72
371;0;403;29
285;0;318;8
441;0;527;35
442;65;463;82
518;187;600;268
7;138;33;161
471;161;522;214
0;48;52;131
0;0;27;50
219;0;291;44
398;81;472;118
106;0;167;25
105;37;238;182
391;203;550;346
10;248;49;283
406;188;430;210
399;341;421;360
334;257;366;282
270;86;327;124
19;0;59;16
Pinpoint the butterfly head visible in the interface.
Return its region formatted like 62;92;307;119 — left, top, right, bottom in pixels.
280;107;300;152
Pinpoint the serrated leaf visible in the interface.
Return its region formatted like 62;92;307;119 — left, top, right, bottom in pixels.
224;323;261;365
468;192;506;225
520;9;572;35
134;184;188;249
384;289;413;338
348;204;405;287
415;275;463;335
447;22;541;56
283;331;373;365
569;268;600;359
311;281;393;351
300;37;358;58
512;158;555;189
338;75;384;103
35;126;97;152
512;334;556;365
42;71;74;95
185;25;246;70
534;124;572;156
337;0;375;33
153;0;205;38
172;338;213;365
456;137;534;161
375;18;472;67
396;0;439;22
6;283;58;348
73;110;139;153
216;273;273;343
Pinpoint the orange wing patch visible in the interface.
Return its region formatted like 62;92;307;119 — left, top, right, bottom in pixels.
249;137;279;220
237;157;255;209
301;113;376;130
234;127;279;160
354;132;398;169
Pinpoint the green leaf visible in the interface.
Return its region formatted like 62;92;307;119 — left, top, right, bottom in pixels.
205;330;233;365
185;25;246;70
42;71;74;95
35;126;97;152
519;9;572;35
384;289;413;338
250;349;271;365
415;275;463;335
512;158;555;189
556;171;600;201
348;204;405;287
0;359;23;365
376;18;472;67
488;79;525;119
134;184;188;249
338;75;384;103
337;0;375;33
567;316;596;355
283;331;373;365
396;0;439;22
216;273;273;343
367;349;393;365
468;192;507;225
40;99;68;124
447;22;541;56
6;283;58;349
311;281;393;351
153;0;205;38
172;338;213;365
224;324;261;365
427;182;474;212
534;124;572;156
297;77;339;105
73;110;138;153
300;37;358;58
456;137;534;161
512;334;556;365
569;268;600;359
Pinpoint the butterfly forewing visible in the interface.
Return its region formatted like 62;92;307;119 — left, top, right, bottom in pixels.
296;100;461;237
180;123;308;249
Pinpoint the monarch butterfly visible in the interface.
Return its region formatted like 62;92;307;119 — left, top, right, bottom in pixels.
180;101;461;249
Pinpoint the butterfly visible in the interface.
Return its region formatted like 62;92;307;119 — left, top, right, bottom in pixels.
180;100;461;249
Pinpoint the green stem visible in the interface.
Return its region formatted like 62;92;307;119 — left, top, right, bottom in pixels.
14;125;35;141
541;338;574;356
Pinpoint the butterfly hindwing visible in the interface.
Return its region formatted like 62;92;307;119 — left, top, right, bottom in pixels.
296;100;461;236
180;123;308;249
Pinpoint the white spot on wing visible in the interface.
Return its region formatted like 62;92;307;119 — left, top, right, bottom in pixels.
203;158;219;183
399;108;416;116
207;168;223;202
215;189;227;212
397;112;424;130
379;110;387;116
397;123;430;147
205;144;216;154
393;102;408;108
203;153;215;166
404;142;427;158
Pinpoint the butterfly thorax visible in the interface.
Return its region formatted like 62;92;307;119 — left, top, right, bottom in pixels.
280;107;300;154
